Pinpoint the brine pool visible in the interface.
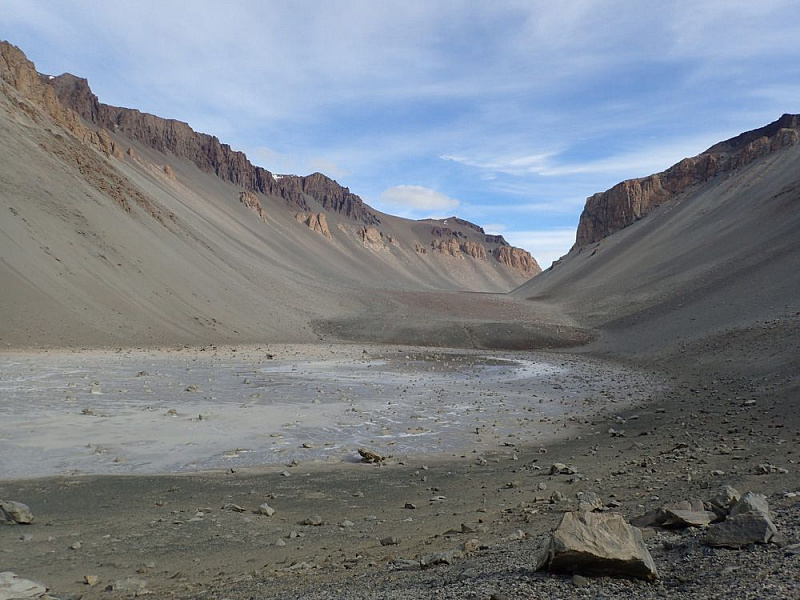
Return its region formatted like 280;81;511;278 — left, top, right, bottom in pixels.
0;346;663;479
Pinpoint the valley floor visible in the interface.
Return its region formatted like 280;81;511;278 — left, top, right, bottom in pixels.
1;325;799;599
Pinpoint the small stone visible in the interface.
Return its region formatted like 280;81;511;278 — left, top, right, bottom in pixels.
550;463;576;475
380;536;400;546
419;549;461;568
340;520;355;528
70;541;82;550
573;574;591;587
84;575;99;586
185;385;199;392
550;490;566;503
301;515;324;526
404;502;417;509
276;538;286;547
706;485;741;515
221;503;245;513
537;482;547;491
461;538;480;553
255;503;275;516
577;491;603;512
784;543;800;555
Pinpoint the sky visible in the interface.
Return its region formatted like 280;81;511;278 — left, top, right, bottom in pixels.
4;1;799;267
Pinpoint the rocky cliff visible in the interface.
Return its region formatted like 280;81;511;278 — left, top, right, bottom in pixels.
1;40;539;283
0;41;167;222
46;72;381;226
494;246;541;277
574;114;800;248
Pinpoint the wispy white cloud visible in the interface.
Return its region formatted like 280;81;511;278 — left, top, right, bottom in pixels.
443;131;732;182
378;185;459;217
4;0;798;247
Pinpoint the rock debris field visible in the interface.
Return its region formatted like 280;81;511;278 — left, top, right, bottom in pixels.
0;345;661;479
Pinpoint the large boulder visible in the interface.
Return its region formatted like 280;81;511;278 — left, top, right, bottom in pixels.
0;501;34;525
538;511;658;581
705;492;778;548
705;513;778;548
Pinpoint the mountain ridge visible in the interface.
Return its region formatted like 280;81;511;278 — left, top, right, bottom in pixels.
574;113;800;248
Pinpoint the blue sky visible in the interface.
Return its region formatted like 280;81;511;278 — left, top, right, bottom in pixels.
4;1;799;267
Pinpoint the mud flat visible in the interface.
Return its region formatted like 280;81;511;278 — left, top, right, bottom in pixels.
0;344;662;479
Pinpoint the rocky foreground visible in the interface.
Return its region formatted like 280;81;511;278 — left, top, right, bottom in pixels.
1;335;799;600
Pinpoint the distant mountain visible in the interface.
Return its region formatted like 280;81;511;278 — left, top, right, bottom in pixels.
0;41;540;348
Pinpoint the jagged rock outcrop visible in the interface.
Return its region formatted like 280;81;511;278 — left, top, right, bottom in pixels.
45;72;382;227
575;114;800;248
279;173;380;226
431;238;462;256
0;41;124;159
447;216;485;234
460;241;487;260
494;246;541;276
431;226;465;239
239;190;267;223
358;226;385;249
0;42;168;222
484;234;509;246
295;212;331;238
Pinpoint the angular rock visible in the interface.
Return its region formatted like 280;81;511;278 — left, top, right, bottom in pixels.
538;511;658;581
550;463;577;475
577;491;603;512
0;572;47;599
254;503;275;517
0;500;34;525
706;485;741;515
705;513;778;548
662;509;717;528
630;509;663;528
730;492;771;519
301;515;324;526
419;549;461;568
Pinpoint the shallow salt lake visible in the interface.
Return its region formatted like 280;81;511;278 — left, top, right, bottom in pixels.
0;346;663;479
